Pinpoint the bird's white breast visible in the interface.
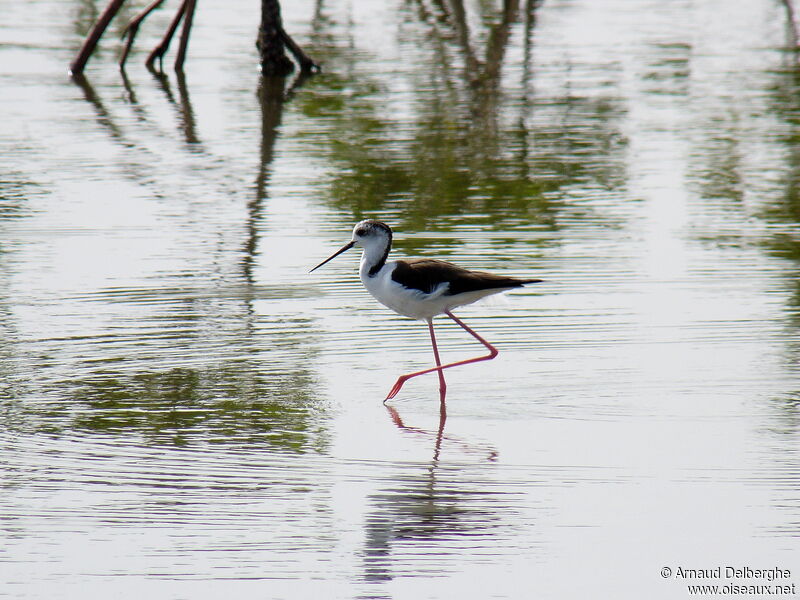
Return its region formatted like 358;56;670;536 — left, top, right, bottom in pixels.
359;260;448;320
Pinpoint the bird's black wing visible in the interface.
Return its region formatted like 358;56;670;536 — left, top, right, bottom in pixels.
391;258;541;296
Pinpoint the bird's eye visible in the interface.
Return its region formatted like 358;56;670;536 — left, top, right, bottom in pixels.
355;228;367;237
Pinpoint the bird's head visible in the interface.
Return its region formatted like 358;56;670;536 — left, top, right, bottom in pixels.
309;220;393;272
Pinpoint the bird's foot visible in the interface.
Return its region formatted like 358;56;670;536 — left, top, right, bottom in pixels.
384;375;410;402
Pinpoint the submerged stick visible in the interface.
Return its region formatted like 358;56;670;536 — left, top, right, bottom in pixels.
174;0;198;71
280;28;320;73
69;0;127;75
119;0;167;69
146;0;188;71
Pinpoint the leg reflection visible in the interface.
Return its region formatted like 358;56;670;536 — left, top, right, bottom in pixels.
385;404;497;462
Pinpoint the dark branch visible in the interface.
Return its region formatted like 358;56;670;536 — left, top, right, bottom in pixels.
146;0;188;71
280;28;320;73
174;0;198;71
119;0;167;70
69;0;127;75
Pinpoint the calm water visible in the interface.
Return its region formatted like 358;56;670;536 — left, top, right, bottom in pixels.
1;0;798;598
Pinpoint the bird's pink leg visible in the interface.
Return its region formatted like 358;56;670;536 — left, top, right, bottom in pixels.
427;318;447;406
385;310;499;401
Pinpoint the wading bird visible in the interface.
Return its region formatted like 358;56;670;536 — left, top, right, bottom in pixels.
310;220;541;405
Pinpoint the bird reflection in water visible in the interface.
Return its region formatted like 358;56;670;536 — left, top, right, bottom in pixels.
359;405;502;583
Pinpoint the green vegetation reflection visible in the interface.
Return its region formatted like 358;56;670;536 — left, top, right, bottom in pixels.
297;1;628;234
39;365;322;451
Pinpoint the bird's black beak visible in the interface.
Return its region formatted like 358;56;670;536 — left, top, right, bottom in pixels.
309;241;355;273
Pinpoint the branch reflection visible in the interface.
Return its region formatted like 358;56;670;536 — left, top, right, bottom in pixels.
150;69;203;148
299;0;627;235
71;73;127;143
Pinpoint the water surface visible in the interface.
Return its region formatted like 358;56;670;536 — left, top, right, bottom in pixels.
0;0;798;598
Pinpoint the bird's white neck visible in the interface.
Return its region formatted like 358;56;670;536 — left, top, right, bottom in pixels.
358;236;391;278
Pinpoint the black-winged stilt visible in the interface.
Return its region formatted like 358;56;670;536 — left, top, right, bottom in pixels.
310;220;541;404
